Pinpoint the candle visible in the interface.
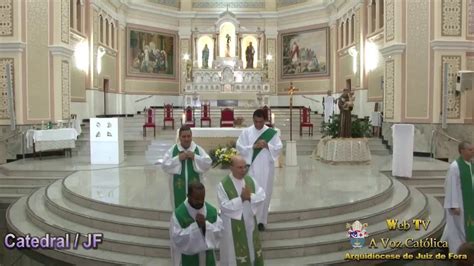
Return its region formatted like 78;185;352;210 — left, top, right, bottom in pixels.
182;113;186;124
271;113;275;124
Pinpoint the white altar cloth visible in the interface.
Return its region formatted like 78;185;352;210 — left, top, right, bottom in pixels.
26;128;79;149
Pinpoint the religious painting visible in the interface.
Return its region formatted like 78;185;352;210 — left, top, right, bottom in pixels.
280;27;329;79
127;25;176;79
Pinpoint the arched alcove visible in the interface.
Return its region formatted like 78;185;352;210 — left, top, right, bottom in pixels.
241;35;258;69
197;35;214;68
219;22;236;57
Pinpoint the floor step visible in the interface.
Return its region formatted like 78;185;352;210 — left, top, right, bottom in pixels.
8;197;169;265
44;180;169;238
0;176;60;185
265;195;445;265
413;185;444;194
26;188;171;258
263;180;410;240
262;186;428;258
0;193;25;204
0;184;42;194
398;176;445;186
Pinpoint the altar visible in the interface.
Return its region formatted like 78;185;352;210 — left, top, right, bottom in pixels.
26;128;79;157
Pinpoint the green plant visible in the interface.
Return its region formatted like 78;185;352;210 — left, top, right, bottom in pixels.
351;119;371;138
321;114;340;138
321;115;371;138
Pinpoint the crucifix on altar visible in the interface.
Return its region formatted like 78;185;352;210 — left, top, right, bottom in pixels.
286;82;298;166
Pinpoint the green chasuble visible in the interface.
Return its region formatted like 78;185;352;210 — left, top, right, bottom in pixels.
175;202;218;266
456;157;474;242
251;128;277;164
172;145;201;208
222;175;264;266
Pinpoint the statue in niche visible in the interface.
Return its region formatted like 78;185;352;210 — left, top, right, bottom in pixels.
225;34;231;57
186;62;192;81
202;44;209;69
245;42;255;69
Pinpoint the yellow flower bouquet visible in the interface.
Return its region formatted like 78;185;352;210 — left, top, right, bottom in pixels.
210;143;238;168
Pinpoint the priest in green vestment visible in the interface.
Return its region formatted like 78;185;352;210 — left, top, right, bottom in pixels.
162;126;213;209
170;182;223;266
237;109;282;231
217;156;266;266
441;141;474;253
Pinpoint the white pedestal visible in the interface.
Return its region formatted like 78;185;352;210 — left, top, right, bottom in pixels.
285;140;298;166
90;118;124;164
391;124;414;178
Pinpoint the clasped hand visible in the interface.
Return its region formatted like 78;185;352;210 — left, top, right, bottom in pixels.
178;151;195;161
195;213;206;228
253;140;268;149
240;186;251;202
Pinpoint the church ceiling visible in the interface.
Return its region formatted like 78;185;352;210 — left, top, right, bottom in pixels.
147;0;180;8
191;0;265;9
276;0;309;8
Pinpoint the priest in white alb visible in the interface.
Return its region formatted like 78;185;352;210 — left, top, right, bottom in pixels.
170;182;223;266
441;141;474;253
217;156;266;266
236;109;282;231
162;126;213;209
322;90;335;123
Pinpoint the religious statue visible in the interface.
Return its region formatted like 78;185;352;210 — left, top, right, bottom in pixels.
202;44;209;69
245;42;255;69
225;34;231;57
186;62;192;81
337;88;355;138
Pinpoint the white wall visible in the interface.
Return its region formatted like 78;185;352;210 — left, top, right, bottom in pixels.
124;95;183;114
268;90;374;118
71;102;90;124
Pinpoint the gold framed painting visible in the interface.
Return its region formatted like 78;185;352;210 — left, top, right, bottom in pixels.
127;25;177;79
279;27;330;79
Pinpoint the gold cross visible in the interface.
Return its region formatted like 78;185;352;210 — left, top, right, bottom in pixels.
287;82;299;96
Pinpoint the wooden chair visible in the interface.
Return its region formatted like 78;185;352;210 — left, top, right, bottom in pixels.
183;106;195;127
220;108;234;127
143;108;156;137
200;103;211;127
299;106;313;136
262;105;273;127
163;104;175;129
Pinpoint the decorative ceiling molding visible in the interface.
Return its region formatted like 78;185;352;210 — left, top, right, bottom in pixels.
277;0;309;9
192;1;265;9
147;0;180;9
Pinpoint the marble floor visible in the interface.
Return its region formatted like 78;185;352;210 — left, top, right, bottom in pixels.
0;152;451;265
2;154;403;212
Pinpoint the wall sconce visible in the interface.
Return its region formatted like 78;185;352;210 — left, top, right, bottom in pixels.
96;46;106;74
74;40;89;73
266;54;273;61
183;53;190;61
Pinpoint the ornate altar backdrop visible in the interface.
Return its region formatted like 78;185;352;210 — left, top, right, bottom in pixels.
182;10;270;105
